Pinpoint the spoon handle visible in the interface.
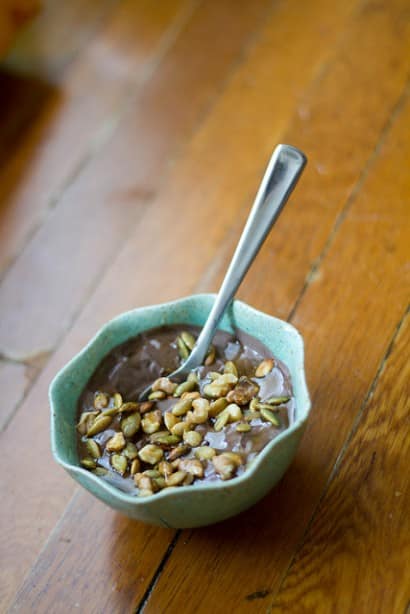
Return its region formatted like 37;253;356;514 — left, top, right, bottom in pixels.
187;144;307;367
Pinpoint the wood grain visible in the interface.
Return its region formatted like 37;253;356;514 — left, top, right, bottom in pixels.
0;0;271;361
11;492;175;614
7;0;410;611
138;73;410;614
205;0;410;320
2;0;409;611
0;0;277;607
0;0;191;278
0;0;364;608
270;310;410;613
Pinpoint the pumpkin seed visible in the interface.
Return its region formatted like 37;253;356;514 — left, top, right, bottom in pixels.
106;432;126;452
243;409;261;422
179;458;204;478
226;403;242;422
236;422;251;433
120;402;140;413
195;446;216;461
181;391;201;400
80;457;96;470
212;454;236;480
94;392;109;410
177;336;190;359
172;398;192;416
141;411;162;434
113;393;123;408
214;408;230;431
187;371;199;384
158;461;173;477
76;411;99;435
181;331;196;351
111;454;127;474
173;380;196;397
255;358;275;377
142;470;161;479
86;439;101;459
260;407;280;427
139;444;164;464
203;383;226;398
183;430;203;447
150;433;181;446
123;442;138;459
130;458;141;474
208;397;228;417
152;377;177;395
93;467;108;476
121;413;141;438
166;470;188;486
208;371;222;380
183;473;194;486
167;444;190;461
249;398;259;411
190;403;209;424
204;345;216;365
101;406;119;417
153;476;166;490
224;361;238;377
87;415;112;437
192;397;210;412
148;390;166;401
164;412;179;431
139;401;154;414
171;421;189;437
223;452;243;465
264;396;290;406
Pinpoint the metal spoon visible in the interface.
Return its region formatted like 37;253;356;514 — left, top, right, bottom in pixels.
140;144;307;399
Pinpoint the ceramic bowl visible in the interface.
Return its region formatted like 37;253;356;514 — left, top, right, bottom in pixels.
50;294;310;528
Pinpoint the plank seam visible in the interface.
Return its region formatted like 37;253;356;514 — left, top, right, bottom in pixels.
287;78;410;323
193;0;375;300
135;531;181;614
0;0;201;287
267;304;409;612
268;305;410;612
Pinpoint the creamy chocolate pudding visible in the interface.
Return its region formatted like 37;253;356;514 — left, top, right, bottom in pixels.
77;325;294;496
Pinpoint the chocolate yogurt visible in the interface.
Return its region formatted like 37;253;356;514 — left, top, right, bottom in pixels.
76;325;295;496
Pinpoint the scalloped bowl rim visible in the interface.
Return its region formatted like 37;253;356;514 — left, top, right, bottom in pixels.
50;294;310;505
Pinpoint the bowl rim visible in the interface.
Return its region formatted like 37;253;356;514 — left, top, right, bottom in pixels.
50;294;311;504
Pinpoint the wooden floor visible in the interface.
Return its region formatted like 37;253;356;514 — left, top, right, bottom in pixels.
1;0;409;612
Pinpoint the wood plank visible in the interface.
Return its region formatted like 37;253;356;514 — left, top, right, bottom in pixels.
0;0;192;277
0;0;277;608
11;492;174;614
0;0;272;361
3;0;375;610
199;0;410;321
141;86;410;612
269;311;410;613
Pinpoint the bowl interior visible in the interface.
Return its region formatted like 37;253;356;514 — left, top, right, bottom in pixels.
50;294;310;484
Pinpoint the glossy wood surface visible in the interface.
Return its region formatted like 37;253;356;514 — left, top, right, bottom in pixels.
1;1;409;611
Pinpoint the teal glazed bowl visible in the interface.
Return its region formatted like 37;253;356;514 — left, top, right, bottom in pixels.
50;294;311;528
